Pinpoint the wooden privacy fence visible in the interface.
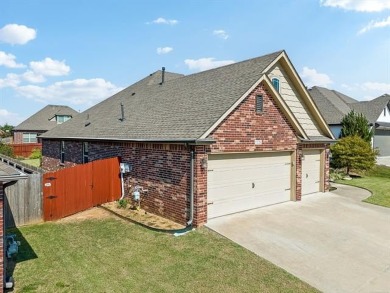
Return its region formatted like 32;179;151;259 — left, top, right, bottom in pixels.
11;143;42;158
4;172;43;228
43;157;121;221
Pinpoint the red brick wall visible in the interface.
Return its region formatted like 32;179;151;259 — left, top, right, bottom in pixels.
0;183;4;292
210;83;298;153
43;140;191;225
13;132;23;144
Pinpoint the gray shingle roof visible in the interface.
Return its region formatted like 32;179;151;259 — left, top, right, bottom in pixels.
14;105;79;131
350;94;390;123
309;86;354;124
41;51;283;141
309;87;389;125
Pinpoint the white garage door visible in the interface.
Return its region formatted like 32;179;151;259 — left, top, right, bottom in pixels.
207;152;292;219
302;150;321;196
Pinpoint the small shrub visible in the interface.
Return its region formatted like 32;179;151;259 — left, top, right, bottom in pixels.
117;199;128;209
29;148;42;159
330;169;346;182
0;143;14;157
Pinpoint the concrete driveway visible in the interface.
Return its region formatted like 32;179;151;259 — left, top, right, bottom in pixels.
206;184;390;293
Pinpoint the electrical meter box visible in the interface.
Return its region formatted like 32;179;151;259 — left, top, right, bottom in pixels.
120;163;131;173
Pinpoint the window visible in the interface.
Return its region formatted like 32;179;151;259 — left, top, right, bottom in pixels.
60;141;65;164
256;95;263;113
22;133;37;143
384;107;387;116
82;142;89;163
56;115;72;124
272;78;280;92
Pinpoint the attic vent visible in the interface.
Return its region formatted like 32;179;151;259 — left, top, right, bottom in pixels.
132;92;136;96
256;95;263;113
119;103;125;121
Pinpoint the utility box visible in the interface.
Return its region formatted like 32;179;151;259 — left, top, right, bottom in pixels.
120;163;131;173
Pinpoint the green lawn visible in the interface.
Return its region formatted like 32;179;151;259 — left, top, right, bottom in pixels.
20;158;40;168
8;218;318;293
336;165;390;208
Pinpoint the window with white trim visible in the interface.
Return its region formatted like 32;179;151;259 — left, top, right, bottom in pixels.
272;78;280;92
82;142;89;163
22;133;37;143
60;141;65;164
56;115;72;124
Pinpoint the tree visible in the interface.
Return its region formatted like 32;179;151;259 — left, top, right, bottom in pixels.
0;123;14;138
330;135;377;175
340;110;373;143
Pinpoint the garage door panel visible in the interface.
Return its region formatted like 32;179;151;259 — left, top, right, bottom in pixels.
208;152;292;219
374;131;390;156
302;150;321;196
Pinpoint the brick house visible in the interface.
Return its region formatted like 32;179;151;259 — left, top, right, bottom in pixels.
13;105;78;144
40;51;334;227
309;86;390;156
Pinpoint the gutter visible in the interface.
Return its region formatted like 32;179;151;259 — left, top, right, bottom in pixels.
39;137;216;145
187;149;194;227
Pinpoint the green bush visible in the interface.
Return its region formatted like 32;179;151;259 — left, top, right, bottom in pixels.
29;148;42;159
331;135;377;175
0;143;14;157
117;199;128;209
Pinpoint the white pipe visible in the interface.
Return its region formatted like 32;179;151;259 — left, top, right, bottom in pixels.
120;171;125;200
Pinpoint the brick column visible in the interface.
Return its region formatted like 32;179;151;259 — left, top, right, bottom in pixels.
193;146;208;227
296;145;303;201
324;144;330;192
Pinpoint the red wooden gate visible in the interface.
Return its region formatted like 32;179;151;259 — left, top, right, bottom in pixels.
43;157;121;221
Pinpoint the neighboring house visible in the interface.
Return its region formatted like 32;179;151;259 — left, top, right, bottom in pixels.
40;50;334;227
13;105;79;144
309;86;390;156
0;162;28;290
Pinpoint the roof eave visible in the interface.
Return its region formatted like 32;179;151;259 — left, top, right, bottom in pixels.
41;136;216;145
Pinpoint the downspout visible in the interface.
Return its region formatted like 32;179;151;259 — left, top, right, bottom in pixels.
187;149;194;227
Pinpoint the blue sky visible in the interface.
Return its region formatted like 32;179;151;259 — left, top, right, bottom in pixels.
0;0;389;125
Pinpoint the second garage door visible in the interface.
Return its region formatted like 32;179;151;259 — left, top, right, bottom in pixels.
207;152;292;219
301;150;321;196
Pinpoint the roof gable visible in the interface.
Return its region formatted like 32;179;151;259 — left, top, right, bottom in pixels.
14;105;79;131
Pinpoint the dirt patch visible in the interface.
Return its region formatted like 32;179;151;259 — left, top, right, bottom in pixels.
57;207;114;223
102;201;185;230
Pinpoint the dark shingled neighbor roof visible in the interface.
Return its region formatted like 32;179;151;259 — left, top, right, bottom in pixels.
14;105;79;131
309;87;390;125
41;51;283;141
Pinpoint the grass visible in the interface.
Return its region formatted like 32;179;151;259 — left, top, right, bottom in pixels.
19;158;40;168
336;165;390;208
8;218;318;293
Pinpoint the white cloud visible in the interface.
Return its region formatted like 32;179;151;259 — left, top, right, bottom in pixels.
151;17;178;25
184;57;235;72
301;67;333;87
358;16;390;34
213;30;229;40
0;73;20;88
0;108;23;126
0;24;36;45
360;81;390;92
320;0;390;12
21;71;46;83
0;51;25;68
16;78;122;106
29;58;70;76
157;47;173;55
